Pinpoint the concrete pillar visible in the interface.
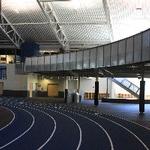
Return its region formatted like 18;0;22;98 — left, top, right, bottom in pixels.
139;76;145;113
106;78;109;98
94;76;99;106
29;82;33;98
64;76;69;103
76;76;81;103
77;76;80;93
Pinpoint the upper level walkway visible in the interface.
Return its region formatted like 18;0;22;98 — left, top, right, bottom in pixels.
16;29;150;77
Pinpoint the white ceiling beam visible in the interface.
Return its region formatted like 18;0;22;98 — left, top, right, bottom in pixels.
39;0;70;2
37;0;69;50
0;45;16;49
102;0;114;41
0;21;107;26
0;13;24;49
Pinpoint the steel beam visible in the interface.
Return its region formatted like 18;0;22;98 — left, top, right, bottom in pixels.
39;0;70;2
37;0;69;50
0;13;24;49
102;0;114;41
0;21;107;26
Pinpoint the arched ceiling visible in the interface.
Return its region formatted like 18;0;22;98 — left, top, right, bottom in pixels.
0;0;150;52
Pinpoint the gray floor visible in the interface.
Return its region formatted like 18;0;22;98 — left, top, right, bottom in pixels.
81;100;150;128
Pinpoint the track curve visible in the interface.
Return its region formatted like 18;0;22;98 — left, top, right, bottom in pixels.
0;98;150;150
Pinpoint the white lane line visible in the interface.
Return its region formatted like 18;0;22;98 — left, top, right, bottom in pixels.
67;104;150;131
0;107;35;149
34;109;56;150
49;108;82;150
68;106;149;150
21;105;57;150
34;105;82;150
128;120;150;131
97;114;149;150
102;112;150;131
0;106;15;131
65;109;114;150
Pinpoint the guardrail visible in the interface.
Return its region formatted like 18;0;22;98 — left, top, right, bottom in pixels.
16;28;150;73
112;78;140;98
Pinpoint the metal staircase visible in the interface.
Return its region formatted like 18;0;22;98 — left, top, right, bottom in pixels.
112;78;140;98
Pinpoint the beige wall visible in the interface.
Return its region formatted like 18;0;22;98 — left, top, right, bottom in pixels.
2;64;28;91
38;77;65;92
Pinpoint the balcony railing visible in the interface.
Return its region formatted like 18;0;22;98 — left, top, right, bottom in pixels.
16;28;150;73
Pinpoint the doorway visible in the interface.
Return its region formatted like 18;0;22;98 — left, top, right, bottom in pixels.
47;84;59;97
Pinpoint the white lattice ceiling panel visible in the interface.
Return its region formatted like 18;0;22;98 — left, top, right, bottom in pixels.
62;24;111;42
51;0;106;23
108;0;150;41
2;0;47;23
14;24;58;41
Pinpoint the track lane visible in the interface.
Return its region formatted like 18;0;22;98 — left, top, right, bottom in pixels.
1;100;81;150
0;106;15;131
24;104;82;150
35;104;113;150
1;98;150;150
52;104;150;150
0;106;34;149
101;113;150;149
0;104;56;150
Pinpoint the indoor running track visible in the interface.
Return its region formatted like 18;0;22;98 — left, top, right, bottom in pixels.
0;97;150;150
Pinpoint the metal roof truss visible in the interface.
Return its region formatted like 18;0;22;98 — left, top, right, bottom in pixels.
0;13;24;49
37;0;69;50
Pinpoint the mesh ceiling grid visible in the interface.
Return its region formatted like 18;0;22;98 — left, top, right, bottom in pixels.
49;0;110;47
14;24;58;42
51;0;106;23
61;24;111;42
2;0;47;23
0;28;15;48
0;28;11;40
1;0;60;48
0;0;150;50
108;0;150;41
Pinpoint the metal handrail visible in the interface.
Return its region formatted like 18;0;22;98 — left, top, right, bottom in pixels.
114;78;140;95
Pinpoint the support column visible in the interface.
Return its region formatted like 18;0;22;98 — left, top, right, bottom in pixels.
106;78;109;98
14;49;17;63
77;76;80;93
29;82;33;98
0;0;1;23
94;76;99;106
77;76;81;103
64;76;68;103
139;76;145;113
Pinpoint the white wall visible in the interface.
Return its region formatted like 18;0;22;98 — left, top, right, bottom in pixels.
27;74;38;91
3;64;27;91
4;65;150;99
37;77;65;92
68;79;78;93
80;77;112;93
